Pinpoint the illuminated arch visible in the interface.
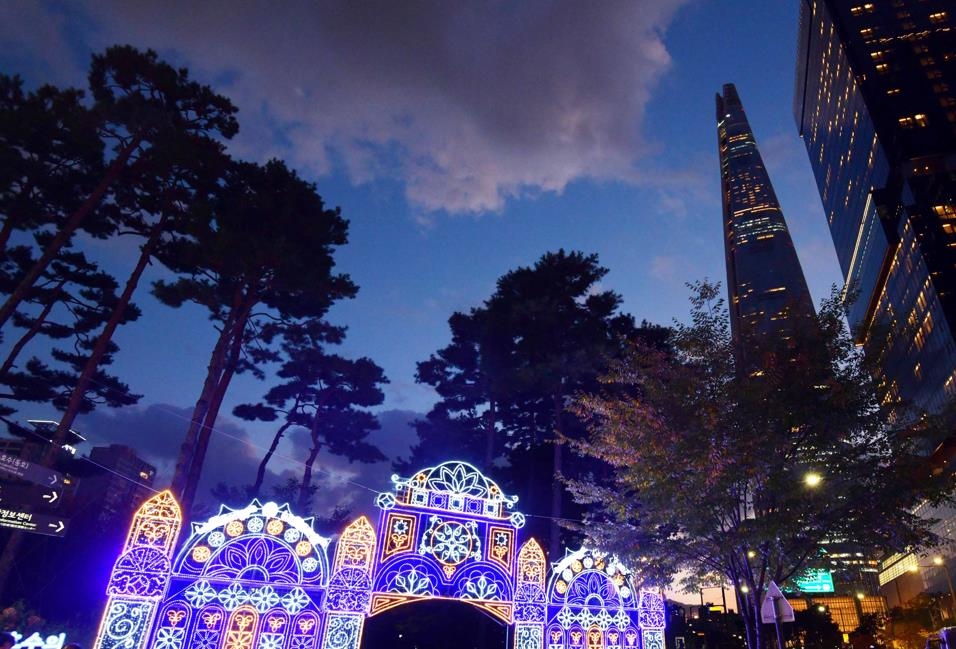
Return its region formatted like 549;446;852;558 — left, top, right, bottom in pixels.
376;460;524;527
545;548;643;642
95;463;664;649
158;500;331;649
174;500;330;585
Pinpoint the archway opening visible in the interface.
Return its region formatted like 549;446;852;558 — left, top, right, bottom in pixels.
360;599;508;649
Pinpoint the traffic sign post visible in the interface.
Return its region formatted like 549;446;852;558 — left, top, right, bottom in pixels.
761;581;794;649
0;453;64;488
0;508;68;537
0;482;62;509
0;453;70;537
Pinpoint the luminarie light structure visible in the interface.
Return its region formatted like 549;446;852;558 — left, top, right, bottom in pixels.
93;461;664;649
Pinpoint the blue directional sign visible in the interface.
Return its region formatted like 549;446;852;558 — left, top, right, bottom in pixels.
794;569;835;593
0;507;68;537
0;452;64;488
0;481;62;509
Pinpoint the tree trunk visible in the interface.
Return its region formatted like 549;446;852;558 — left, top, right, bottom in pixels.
251;419;297;497
171;282;250;500
484;399;496;468
550;391;564;559
180;302;250;512
752;593;764;649
299;419;323;514
728;565;754;649
0;218;14;254
550;442;563;559
0;281;65;377
170;310;237;499
0;135;142;331
45;215;166;467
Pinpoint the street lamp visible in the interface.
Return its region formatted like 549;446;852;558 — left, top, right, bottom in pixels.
804;472;823;488
909;558;956;619
933;556;956;617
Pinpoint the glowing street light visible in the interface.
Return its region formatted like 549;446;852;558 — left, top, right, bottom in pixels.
804;472;823;488
907;557;956;614
933;556;956;615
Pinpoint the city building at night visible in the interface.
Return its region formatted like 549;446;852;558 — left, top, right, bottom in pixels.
794;0;956;419
717;83;817;370
794;0;956;608
79;443;156;529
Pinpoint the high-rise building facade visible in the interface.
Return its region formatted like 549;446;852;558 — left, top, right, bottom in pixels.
794;0;956;607
717;83;817;367
81;443;156;527
794;0;956;417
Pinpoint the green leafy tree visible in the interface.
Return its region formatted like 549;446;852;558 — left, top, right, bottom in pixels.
42;46;238;465
0;46;237;330
885;597;941;649
850;612;887;649
290;353;386;512
0;74;105;256
0;240;141;416
234;319;387;512
566;281;954;649
789;607;843;649
414;250;644;556
0;245;138;374
155;159;357;513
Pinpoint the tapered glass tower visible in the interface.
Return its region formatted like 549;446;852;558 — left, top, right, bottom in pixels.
717;83;816;368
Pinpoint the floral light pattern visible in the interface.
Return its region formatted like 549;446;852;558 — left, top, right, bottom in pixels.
96;467;659;649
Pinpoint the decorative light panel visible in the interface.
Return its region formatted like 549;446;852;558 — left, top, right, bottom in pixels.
94;462;662;649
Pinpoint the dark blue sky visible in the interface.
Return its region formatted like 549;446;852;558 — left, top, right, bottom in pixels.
0;1;843;512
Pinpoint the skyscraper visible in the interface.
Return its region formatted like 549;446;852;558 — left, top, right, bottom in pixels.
717;83;816;368
794;0;956;417
794;0;956;607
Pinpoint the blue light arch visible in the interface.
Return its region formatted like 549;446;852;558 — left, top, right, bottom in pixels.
92;461;664;649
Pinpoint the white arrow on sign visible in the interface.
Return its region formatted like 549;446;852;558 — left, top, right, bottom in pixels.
47;521;65;534
42;491;58;505
760;581;795;624
48;473;58;486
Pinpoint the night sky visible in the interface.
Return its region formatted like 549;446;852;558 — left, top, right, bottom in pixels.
0;1;844;515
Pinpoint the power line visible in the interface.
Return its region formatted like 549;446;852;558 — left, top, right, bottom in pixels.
0;415;161;494
2;373;588;525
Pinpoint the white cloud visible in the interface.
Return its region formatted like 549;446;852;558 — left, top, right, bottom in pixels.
5;0;690;216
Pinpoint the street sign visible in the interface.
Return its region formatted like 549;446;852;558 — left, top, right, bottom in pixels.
795;569;835;593
0;481;62;509
0;507;68;537
760;581;795;624
0;453;64;488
